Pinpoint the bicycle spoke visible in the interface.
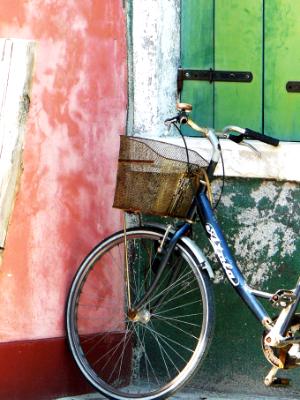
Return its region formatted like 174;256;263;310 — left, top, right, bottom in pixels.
81;329;125;357
78;301;125;310
153;313;202;327
154;299;202;316
79;325;130;343
66;229;213;399
141;269;195;308
108;248;136;294
94;326;132;370
143;323;189;365
160;278;199;302
135;239;159;301
132;323;160;386
152;284;200;313
147;321;178;379
143;323;194;354
107;326;133;383
152;314;200;340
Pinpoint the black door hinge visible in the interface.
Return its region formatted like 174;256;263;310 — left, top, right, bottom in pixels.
286;81;300;93
177;68;253;93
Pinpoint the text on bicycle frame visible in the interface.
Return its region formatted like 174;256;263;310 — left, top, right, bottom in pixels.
206;223;239;287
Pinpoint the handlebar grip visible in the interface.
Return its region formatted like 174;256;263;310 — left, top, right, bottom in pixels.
244;128;280;147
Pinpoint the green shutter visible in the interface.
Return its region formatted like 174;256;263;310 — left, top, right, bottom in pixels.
264;0;300;140
214;0;263;131
181;0;300;140
181;0;214;129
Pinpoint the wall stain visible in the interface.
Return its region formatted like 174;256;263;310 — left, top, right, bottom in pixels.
191;178;300;395
195;178;300;291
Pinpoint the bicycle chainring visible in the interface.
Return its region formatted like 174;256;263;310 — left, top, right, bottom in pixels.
262;314;300;370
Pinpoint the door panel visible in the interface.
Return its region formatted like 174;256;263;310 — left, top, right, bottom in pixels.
215;0;263;131
181;0;300;140
181;0;214;129
264;0;300;140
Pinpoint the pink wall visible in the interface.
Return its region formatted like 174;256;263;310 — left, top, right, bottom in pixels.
0;0;127;341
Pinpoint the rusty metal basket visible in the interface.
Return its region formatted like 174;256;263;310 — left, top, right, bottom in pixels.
113;136;208;218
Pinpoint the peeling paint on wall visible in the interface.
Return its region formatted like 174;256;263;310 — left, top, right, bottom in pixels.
128;0;180;137
192;178;300;394
199;179;300;289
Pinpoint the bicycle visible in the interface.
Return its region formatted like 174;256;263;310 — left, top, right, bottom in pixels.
65;102;300;400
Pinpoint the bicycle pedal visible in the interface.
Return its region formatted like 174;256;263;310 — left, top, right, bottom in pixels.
265;377;290;387
264;366;290;387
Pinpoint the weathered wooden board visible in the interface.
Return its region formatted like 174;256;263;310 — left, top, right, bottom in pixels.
0;39;36;249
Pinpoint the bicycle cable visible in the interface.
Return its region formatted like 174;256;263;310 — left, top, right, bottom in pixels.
173;122;225;210
213;141;225;210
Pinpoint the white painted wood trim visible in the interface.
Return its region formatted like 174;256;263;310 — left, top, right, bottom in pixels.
0;39;36;248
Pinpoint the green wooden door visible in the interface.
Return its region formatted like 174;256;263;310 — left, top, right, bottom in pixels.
181;0;300;140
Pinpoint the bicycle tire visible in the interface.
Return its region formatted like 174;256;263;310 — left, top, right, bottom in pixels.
66;226;214;400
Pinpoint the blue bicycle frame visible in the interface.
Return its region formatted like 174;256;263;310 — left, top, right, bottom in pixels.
137;123;300;338
182;124;300;336
162;185;300;338
196;188;272;327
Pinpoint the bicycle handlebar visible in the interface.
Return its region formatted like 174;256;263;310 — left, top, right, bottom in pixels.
243;128;279;146
164;107;280;182
164;111;280;147
227;127;279;147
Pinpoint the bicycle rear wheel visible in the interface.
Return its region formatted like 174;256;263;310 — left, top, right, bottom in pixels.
66;226;214;400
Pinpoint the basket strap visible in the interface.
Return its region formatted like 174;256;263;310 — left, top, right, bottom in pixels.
123;213;131;309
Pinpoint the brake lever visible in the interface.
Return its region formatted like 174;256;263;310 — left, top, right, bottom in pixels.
239;140;261;158
223;131;261;158
164;111;189;128
164;116;178;127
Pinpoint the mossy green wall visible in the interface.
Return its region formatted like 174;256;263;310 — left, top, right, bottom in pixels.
190;178;300;396
143;178;300;395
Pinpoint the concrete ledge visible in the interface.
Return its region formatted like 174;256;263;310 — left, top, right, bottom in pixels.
144;136;300;182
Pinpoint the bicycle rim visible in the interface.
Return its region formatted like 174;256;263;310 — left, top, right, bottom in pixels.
66;227;213;400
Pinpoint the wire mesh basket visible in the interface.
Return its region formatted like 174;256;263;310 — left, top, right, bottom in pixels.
113;136;209;218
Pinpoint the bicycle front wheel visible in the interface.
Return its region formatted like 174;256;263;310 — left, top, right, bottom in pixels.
66;226;214;400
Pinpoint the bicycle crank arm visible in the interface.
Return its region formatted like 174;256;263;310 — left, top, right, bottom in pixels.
264;366;290;387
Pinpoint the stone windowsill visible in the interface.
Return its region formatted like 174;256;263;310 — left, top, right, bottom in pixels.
141;136;300;183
